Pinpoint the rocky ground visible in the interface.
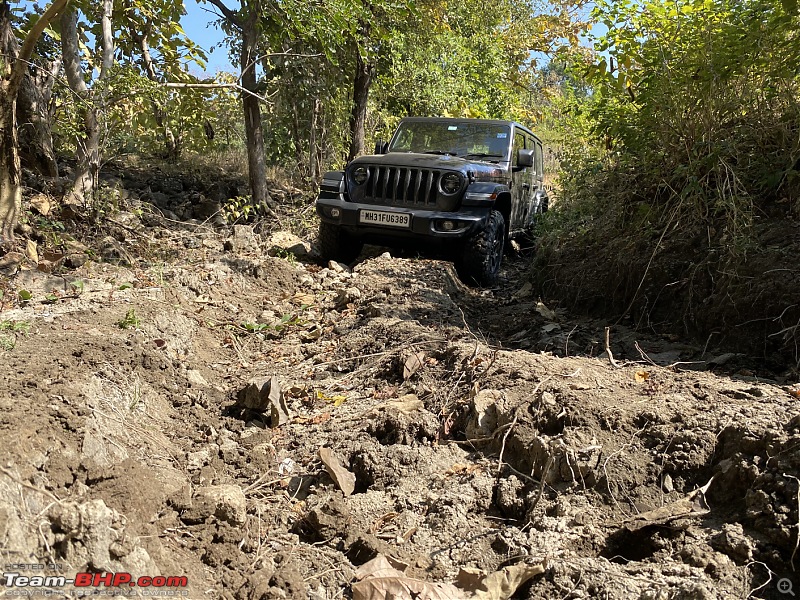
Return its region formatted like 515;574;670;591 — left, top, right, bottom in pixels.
1;168;799;599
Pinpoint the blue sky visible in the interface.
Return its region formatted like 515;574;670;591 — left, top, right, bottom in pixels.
181;0;234;75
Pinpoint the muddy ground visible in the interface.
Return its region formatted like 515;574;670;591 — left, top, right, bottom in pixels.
1;177;799;599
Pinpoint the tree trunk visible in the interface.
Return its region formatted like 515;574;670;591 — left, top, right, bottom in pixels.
0;85;22;246
14;40;59;177
0;0;69;246
241;14;269;209
134;30;179;160
61;6;99;205
348;50;374;162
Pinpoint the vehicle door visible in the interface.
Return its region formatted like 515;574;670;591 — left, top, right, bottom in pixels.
527;139;545;226
510;128;529;234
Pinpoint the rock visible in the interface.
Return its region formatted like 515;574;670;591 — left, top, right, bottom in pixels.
236;376;290;427
48;499;158;573
64;253;88;269
225;224;259;253
0;252;25;276
662;473;674;493
193;198;223;221
268;231;311;257
465;389;504;439
183;484;247;526
710;523;753;563
328;260;350;273
186;369;209;387
334;287;362;309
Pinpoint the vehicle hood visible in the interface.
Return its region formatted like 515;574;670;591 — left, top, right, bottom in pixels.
350;153;507;181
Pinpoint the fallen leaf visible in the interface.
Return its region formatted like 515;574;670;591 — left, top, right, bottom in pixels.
352;555;546;600
403;351;425;380
378;394;424;414
30;193;51;216
352;555;463;600
535;301;557;321
319;447;356;496
291;292;315;306
635;370;650;383
25;240;38;263
317;390;347;407
512;281;534;300
457;561;547;600
621;476;714;531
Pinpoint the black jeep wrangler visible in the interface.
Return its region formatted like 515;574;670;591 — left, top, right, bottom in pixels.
315;117;548;286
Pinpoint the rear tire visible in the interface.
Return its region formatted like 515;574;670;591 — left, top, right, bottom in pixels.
455;210;505;287
318;222;363;264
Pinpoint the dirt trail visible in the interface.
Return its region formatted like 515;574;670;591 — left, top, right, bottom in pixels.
1;210;799;599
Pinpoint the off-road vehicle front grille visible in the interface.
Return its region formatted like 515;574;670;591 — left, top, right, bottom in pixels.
363;166;441;207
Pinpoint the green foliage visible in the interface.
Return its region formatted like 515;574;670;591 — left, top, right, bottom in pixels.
222;195;263;224
552;0;800;253
0;321;31;334
0;321;30;352
118;308;141;329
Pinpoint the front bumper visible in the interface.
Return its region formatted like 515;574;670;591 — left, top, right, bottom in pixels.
315;196;490;243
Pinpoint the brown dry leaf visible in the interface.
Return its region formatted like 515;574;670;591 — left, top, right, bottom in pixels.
30;193;51;216
403;351;426;380
25;240;38;263
634;370;650;383
790;388;800;398
291;292;315;306
621;476;714;531
352;555;463;600
535;301;557;321
379;394;424;414
319;447;356;496
456;561;547;600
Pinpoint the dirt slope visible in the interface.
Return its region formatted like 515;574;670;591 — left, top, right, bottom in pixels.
1;211;799;599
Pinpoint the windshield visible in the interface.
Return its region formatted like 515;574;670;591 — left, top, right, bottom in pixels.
388;121;512;160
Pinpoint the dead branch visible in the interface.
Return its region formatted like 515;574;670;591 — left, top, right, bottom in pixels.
605;327;622;369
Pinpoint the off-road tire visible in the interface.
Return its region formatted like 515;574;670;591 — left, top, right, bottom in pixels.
318;222;363;264
456;210;505;287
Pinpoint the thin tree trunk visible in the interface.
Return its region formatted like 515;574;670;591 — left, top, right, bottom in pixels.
134;30;178;160
0;87;22;245
241;13;269;209
61;6;99;205
348;50;374;162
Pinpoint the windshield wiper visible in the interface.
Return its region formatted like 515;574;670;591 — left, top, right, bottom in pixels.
422;150;458;156
464;152;504;159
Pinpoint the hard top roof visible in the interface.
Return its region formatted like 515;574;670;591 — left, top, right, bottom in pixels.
397;116;540;141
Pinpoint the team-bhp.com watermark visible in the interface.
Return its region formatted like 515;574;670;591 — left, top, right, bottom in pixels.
3;565;189;597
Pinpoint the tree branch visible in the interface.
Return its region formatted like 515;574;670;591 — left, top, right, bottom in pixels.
204;0;241;29
10;0;70;95
163;81;272;104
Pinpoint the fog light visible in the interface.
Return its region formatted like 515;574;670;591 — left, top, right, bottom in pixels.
442;220;455;231
330;208;341;218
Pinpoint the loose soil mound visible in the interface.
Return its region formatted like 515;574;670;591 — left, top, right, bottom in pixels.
1;188;799;599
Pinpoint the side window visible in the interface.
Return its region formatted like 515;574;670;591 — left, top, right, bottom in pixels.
534;142;543;178
512;128;525;167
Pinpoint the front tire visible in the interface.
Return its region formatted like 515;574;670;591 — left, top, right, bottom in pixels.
318;222;363;264
455;210;505;287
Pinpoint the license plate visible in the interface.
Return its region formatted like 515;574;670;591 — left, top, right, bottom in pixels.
359;210;411;228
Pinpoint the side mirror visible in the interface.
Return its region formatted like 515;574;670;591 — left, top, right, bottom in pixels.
374;140;389;155
517;148;534;168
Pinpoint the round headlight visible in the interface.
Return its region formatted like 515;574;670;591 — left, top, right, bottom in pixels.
353;167;369;185
440;173;462;195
